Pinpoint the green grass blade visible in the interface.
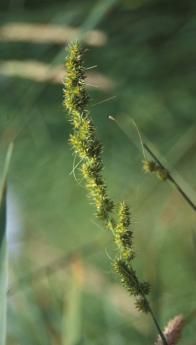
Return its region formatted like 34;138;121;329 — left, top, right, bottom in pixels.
62;262;82;345
0;142;13;345
82;0;118;31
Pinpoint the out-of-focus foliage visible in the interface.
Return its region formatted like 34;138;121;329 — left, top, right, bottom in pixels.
0;0;196;344
0;143;13;345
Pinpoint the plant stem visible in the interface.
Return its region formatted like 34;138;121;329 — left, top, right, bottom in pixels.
109;116;196;212
118;262;168;345
143;143;196;212
147;303;168;345
129;270;168;345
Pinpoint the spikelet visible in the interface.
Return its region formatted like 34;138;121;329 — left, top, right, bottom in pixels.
64;42;151;314
64;42;114;222
113;258;150;313
143;160;169;181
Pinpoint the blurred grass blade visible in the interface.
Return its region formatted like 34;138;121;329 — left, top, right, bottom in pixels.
82;0;118;31
0;186;6;345
62;259;83;345
0;142;13;345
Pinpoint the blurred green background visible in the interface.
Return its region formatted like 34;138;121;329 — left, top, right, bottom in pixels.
0;0;196;344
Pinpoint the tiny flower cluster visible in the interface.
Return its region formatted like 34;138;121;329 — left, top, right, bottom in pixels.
143;160;169;181
64;42;150;313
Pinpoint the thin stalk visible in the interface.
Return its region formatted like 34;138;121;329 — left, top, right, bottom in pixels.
138;290;168;345
143;143;196;212
109;116;196;212
120;263;168;345
147;303;168;345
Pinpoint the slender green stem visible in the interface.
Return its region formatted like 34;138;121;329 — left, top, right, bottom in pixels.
147;303;168;345
144;143;196;212
118;261;168;344
109;116;196;212
125;266;168;345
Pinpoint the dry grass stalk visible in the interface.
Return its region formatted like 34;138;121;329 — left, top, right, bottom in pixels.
0;23;107;46
0;60;114;91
